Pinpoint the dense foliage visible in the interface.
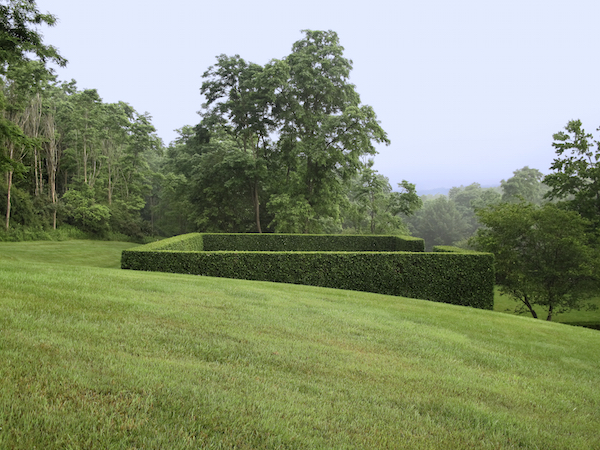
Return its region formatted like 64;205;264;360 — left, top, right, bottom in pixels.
158;31;418;236
1;12;418;239
138;232;425;253
543;119;600;226
0;78;162;239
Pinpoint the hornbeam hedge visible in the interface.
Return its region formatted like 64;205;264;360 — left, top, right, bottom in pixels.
122;234;494;309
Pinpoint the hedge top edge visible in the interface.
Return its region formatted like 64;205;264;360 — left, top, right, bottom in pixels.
135;233;426;253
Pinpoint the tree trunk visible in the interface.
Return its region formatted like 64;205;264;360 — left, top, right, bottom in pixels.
83;143;87;183
253;180;261;233
522;294;538;319
5;169;12;231
107;168;112;205
4;140;18;231
30;93;43;197
546;303;553;321
44;113;59;230
33;147;40;196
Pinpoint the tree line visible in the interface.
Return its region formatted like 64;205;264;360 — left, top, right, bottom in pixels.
1;2;419;239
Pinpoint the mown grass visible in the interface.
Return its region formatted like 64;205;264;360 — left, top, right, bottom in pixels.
0;240;138;268
1;241;599;449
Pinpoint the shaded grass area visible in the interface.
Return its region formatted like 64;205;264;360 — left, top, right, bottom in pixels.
0;240;138;269
1;241;599;449
493;288;600;329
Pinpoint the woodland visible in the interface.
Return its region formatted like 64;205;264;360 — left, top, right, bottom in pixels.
1;6;419;240
0;2;591;245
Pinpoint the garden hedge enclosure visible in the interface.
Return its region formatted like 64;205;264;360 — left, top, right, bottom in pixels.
121;233;494;310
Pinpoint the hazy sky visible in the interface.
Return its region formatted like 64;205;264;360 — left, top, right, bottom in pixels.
36;0;600;191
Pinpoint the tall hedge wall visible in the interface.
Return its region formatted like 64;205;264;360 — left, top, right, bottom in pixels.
122;234;493;310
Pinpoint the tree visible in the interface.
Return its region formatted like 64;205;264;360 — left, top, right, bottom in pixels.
270;30;390;233
343;160;420;234
543;120;600;225
448;183;501;236
0;0;66;72
183;30;391;234
67;88;103;187
472;202;598;321
200;55;286;232
501;166;548;204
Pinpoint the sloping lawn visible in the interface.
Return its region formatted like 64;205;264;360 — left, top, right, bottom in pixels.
1;241;599;449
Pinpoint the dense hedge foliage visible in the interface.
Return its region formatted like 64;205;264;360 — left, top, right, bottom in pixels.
122;234;493;309
200;233;425;252
137;233;424;252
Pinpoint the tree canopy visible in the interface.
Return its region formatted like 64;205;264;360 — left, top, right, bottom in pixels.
163;30;395;235
501;166;548;204
544;119;600;225
0;22;419;240
0;0;66;71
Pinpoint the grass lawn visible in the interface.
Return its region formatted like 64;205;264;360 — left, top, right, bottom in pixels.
1;241;599;449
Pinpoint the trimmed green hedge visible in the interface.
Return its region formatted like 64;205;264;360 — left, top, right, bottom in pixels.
139;233;424;253
122;233;494;310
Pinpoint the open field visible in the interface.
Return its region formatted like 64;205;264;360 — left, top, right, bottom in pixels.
1;241;599;449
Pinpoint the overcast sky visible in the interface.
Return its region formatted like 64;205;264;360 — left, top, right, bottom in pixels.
36;0;600;192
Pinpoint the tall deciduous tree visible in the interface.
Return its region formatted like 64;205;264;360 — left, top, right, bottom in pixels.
270;30;390;233
543;120;600;225
182;30;392;234
472;202;598;321
200;55;287;232
343;159;421;234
